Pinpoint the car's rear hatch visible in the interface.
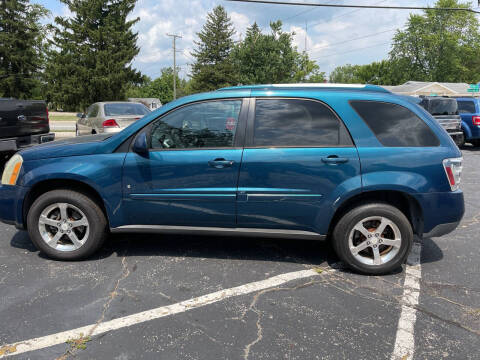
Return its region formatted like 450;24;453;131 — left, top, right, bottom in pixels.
434;114;462;133
420;98;462;133
112;115;144;129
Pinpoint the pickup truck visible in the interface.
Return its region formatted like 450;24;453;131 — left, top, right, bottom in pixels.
0;98;55;168
417;96;463;146
455;97;480;147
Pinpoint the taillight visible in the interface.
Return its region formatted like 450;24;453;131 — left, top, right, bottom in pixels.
102;119;119;128
46;107;49;123
472;116;480;126
442;157;462;191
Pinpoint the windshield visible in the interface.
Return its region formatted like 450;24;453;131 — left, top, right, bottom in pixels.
423;99;458;115
104;103;150;116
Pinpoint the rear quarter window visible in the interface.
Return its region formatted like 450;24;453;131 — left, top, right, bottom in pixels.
350;100;440;147
457;100;476;114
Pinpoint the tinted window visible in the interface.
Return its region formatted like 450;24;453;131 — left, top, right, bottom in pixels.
150;100;241;149
457;100;476;114
351;101;440;147
104;103;150;116
253;99;352;147
420;98;458;115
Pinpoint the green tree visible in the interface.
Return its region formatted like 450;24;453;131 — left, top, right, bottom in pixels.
45;0;143;111
190;5;236;92
390;0;480;83
127;68;187;104
0;0;48;98
330;60;417;85
232;21;323;84
329;64;362;83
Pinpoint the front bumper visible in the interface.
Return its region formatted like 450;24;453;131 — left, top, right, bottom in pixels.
414;190;464;237
0;185;26;228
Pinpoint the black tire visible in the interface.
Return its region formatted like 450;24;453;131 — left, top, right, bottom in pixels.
332;203;413;275
471;139;480;147
27;189;107;260
457;132;466;148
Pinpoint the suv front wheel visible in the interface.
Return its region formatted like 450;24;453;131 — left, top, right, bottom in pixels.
332;203;413;275
27;190;107;260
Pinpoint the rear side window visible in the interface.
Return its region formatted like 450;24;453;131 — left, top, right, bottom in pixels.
350;101;440;147
457;100;476;114
105;103;150;116
253;99;352;147
86;104;98;117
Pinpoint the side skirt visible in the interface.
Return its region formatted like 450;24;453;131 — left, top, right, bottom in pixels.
110;225;326;241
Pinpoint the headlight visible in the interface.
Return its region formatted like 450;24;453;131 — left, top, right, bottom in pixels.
1;154;23;185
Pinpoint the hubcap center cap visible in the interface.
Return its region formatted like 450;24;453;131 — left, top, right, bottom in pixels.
61;223;69;231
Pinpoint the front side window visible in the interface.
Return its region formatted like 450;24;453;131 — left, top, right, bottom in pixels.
350;101;440;147
253;99;352;147
457;100;476;114
149;100;242;149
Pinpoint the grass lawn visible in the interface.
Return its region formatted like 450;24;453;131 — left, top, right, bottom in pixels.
49;114;77;122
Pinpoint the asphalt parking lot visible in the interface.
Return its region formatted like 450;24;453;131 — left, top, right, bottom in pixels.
0;148;479;360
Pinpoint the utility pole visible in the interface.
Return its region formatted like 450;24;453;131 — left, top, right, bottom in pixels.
305;20;307;52
166;33;182;100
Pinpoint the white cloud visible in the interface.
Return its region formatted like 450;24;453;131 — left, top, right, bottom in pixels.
230;11;250;41
290;25;329;57
119;0;427;79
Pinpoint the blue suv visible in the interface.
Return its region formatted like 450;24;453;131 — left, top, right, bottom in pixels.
456;97;480;147
0;84;464;274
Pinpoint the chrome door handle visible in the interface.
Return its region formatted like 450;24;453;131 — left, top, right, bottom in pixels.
208;158;235;168
321;156;348;164
17;115;26;121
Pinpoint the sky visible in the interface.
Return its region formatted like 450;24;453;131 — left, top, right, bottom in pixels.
33;0;444;80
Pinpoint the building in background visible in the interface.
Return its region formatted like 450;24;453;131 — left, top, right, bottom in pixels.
383;81;477;97
128;98;162;110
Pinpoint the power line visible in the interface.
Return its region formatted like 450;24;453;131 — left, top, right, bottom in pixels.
308;27;400;54
226;0;480;14
308;0;388;27
313;41;392;60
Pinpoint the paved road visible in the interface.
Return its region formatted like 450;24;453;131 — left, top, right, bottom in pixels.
0;149;478;359
50;121;76;132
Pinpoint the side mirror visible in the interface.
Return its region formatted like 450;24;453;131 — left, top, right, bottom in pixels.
76;113;85;118
133;132;148;156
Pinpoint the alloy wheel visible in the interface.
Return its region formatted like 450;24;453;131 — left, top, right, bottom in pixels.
38;202;90;252
348;216;402;266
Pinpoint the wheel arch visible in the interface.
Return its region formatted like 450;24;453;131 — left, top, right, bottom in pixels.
327;190;423;238
23;178;110;229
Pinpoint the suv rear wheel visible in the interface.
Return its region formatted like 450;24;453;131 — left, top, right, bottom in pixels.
332;203;413;275
27;190;107;260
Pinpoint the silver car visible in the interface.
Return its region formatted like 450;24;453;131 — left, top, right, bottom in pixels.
76;102;151;136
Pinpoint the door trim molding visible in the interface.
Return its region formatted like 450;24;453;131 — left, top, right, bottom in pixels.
110;225;326;240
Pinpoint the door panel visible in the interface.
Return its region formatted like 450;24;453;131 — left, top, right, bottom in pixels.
237;97;361;234
121;98;248;227
122;149;243;227
237;147;361;232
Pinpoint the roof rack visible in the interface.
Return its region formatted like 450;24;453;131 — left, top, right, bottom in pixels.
217;83;390;93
